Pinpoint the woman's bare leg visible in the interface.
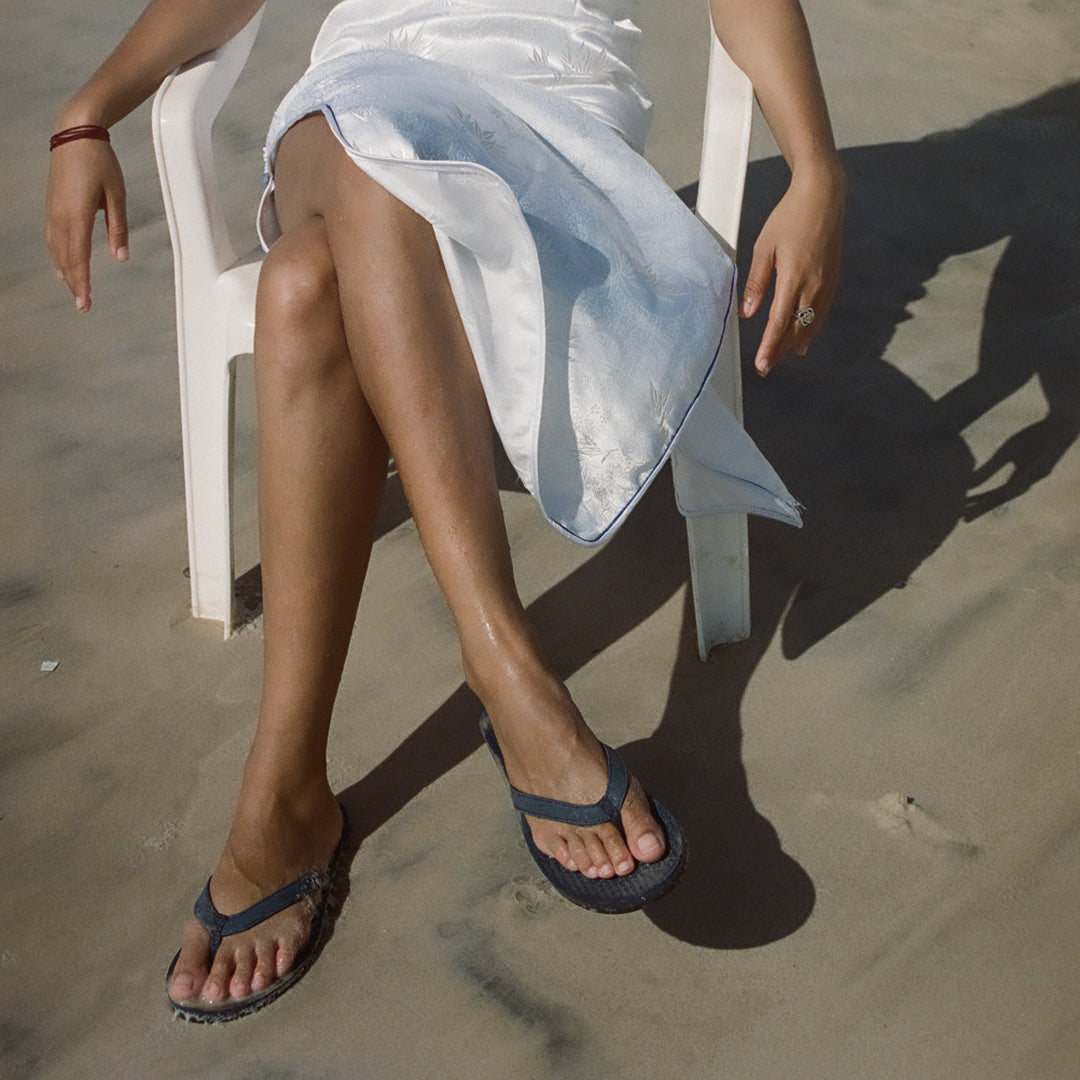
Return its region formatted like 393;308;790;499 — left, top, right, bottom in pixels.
273;117;666;882
168;217;388;1005
171;111;668;1007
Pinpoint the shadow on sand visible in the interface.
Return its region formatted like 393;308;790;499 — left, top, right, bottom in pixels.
306;84;1080;948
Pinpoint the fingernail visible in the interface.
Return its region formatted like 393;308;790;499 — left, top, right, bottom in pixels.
755;360;769;377
75;297;88;312
740;299;752;317
638;832;662;858
116;245;129;262
797;344;809;357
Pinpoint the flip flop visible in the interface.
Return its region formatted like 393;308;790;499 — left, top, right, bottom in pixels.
478;712;686;913
166;805;349;1023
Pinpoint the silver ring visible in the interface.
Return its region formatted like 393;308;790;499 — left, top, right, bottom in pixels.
795;306;816;327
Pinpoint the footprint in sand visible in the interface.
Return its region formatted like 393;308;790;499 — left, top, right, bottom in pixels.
506;874;559;916
869;792;980;857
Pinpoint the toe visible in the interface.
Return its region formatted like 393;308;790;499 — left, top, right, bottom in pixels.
621;779;666;864
584;831;614;878
168;918;210;1004
251;938;276;993
565;832;591;877
598;822;635;877
204;948;236;1003
274;903;313;977
545;835;577;872
275;940;297;979
230;948;256;1001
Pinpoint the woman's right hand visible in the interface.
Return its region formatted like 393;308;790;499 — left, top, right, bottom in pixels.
45;132;129;312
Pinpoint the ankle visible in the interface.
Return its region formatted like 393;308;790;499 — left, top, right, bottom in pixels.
235;758;335;825
460;621;551;696
463;651;568;722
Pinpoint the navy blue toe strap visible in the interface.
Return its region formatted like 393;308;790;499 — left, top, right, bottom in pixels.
479;710;631;828
193;868;330;958
509;743;629;827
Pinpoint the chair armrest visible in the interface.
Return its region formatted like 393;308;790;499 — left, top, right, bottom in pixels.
695;32;754;255
151;5;265;279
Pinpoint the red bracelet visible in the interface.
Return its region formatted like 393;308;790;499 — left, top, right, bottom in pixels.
49;125;110;151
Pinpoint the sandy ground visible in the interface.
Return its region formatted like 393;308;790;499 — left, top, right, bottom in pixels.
3;1;1080;1077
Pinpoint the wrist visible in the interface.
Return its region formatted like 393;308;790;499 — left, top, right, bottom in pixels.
789;152;847;197
55;90;112;133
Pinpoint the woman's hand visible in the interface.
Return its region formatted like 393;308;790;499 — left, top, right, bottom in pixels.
740;162;845;375
45;133;129;312
42;0;268;312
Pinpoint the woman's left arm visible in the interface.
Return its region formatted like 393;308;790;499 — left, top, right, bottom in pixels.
707;0;846;374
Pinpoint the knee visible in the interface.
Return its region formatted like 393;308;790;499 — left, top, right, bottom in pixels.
257;222;339;329
255;221;348;387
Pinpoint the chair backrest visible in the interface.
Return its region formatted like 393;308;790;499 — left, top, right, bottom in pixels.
151;6;265;281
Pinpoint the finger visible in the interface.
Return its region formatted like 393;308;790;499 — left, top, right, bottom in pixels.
50;219;76;298
792;301;816;357
755;280;800;375
104;180;129;262
64;217;94;312
44;222;66;281
740;241;774;319
793;283;836;357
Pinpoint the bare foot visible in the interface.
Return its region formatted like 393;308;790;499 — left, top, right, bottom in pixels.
167;788;343;1007
475;672;666;881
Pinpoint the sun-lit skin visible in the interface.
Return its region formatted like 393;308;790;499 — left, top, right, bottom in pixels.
45;0;844;1007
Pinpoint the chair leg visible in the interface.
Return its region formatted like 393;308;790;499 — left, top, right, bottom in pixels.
178;352;237;635
676;293;750;659
684;507;750;658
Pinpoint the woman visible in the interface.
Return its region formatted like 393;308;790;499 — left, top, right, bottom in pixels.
46;0;844;1022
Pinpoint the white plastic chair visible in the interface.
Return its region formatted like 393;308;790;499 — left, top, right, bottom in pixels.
152;8;754;655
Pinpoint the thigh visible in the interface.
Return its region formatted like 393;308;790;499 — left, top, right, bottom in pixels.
272;113;348;230
272;113;428;240
270;112;465;346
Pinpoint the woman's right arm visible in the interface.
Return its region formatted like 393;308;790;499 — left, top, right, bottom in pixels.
46;0;265;312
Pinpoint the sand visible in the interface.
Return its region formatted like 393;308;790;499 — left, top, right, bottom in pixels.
3;1;1079;1077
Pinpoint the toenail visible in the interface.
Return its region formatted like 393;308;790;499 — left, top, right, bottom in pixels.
638;832;662;858
617;859;633;874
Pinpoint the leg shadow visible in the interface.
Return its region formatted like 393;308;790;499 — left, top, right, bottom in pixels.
337;85;1080;951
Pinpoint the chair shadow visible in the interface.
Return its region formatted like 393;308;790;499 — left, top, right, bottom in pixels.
298;83;1079;948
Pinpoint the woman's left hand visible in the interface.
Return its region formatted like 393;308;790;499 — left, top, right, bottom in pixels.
739;162;845;375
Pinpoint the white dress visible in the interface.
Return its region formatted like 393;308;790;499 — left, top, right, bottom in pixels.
259;0;802;544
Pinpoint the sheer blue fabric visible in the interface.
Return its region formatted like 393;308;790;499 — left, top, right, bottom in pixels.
259;1;801;544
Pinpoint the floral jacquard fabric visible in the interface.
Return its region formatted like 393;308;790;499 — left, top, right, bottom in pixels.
259;0;802;545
